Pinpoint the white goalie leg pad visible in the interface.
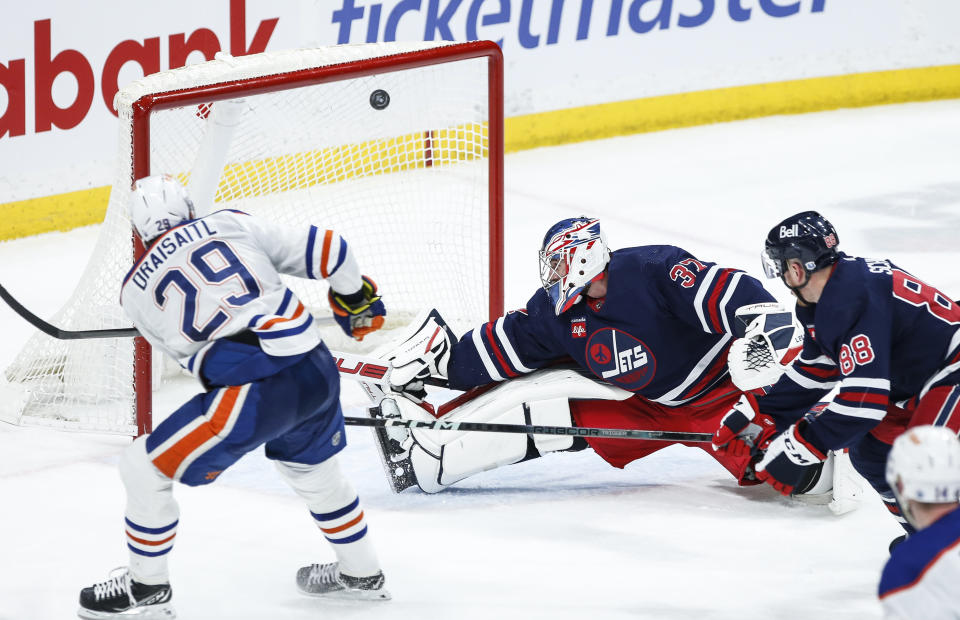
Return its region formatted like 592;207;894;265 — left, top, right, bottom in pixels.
119;436;179;585
528;398;579;453
828;449;865;515
405;369;633;493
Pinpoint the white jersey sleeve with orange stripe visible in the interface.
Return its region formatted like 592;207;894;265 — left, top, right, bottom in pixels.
120;209;363;372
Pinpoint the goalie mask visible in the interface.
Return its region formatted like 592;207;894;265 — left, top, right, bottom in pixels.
885;425;960;529
539;217;610;315
129;174;196;244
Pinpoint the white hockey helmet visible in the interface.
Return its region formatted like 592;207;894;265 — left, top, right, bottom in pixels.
129;174;195;244
539;217;610;315
886;425;960;528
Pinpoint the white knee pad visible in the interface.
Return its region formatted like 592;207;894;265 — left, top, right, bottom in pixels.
274;457;356;513
120;436;178;524
405;369;632;493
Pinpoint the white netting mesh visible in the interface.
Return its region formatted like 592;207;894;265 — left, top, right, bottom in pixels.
1;42;498;434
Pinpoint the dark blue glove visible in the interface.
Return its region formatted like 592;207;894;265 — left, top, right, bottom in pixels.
754;420;827;495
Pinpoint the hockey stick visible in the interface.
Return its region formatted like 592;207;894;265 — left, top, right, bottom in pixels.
0;281;447;387
344;413;712;443
0;282;140;340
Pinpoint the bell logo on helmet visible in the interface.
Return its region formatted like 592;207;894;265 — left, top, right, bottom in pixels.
779;224;800;238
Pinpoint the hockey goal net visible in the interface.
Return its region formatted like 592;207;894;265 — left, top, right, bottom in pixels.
1;41;503;436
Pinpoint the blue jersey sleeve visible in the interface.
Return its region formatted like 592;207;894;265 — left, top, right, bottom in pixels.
755;331;840;429
802;289;893;453
652;247;776;337
446;289;566;390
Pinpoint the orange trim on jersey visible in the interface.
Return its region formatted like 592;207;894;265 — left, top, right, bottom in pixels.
320;511;365;534
152;386;243;478
258;302;306;330
320;230;334;278
126;532;176;546
879;536;960;600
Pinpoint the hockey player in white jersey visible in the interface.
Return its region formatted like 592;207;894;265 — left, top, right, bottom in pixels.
879;425;960;619
77;175;390;619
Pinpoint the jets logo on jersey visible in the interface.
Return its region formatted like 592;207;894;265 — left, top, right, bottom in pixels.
588;298;605;312
571;317;587;338
584;327;656;390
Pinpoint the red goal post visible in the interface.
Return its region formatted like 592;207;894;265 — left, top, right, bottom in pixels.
2;41;504;437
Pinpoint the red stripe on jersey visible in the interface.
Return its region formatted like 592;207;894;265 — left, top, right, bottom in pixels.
837;391;889;407
706;269;735;333
681;342;733;402
484;323;518;378
796;364;840;379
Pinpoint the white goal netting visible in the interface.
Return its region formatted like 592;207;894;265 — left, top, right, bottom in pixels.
1;42;501;435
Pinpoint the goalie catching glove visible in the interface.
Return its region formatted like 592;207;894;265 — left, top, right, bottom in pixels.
727;303;804;391
328;275;386;341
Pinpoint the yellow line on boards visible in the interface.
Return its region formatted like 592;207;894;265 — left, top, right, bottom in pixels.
504;63;960;151
0;186;112;241
3;63;958;241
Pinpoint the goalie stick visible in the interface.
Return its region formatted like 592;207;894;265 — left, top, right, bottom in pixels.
345;413;711;443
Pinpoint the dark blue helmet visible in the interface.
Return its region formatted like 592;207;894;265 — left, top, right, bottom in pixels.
762;211;839;279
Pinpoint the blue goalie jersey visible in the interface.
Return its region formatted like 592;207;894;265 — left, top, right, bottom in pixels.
447;245;775;406
758;254;960;452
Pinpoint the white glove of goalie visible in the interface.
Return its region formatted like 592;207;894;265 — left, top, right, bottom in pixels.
727;303;804;391
382;309;457;397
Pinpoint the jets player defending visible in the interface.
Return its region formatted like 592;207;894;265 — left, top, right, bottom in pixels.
713;211;960;535
879;425;960;619
77;175;390;619
373;217;812;495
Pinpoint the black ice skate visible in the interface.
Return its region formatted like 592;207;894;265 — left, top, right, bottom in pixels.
296;562;391;600
369;398;418;493
77;568;174;619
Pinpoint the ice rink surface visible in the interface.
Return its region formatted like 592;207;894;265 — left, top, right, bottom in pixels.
2;99;959;619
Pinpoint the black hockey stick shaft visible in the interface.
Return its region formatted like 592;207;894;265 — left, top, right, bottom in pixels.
344;415;712;443
0;282;140;340
0;281;447;389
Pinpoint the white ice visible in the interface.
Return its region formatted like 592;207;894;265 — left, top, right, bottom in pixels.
2;100;960;620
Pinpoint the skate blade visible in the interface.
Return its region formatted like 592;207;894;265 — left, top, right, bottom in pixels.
298;587;392;601
77;602;175;619
791;492;833;506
